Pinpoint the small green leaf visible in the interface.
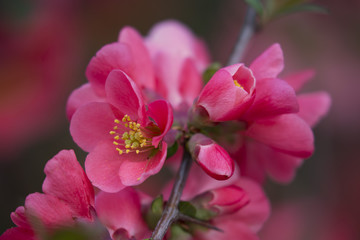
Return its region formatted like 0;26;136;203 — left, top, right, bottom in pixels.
202;62;221;84
244;0;263;15
194;208;216;221
166;141;179;159
152;195;164;215
169;224;192;240
275;3;328;17
145;195;164;230
178;201;197;218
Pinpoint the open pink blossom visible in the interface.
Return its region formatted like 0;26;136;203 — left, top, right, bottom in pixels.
146;20;210;108
95;188;151;240
195;43;300;122
0;149;94;240
188;133;234;180
233;47;330;184
70;70;173;192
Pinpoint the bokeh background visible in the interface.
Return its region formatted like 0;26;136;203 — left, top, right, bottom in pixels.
0;0;359;239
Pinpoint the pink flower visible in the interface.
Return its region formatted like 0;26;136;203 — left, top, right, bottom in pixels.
70;70;173;192
95;188;151;240
196;43;300;122
188;133;234;180
236;55;330;183
0;149;94;240
146;20;210;108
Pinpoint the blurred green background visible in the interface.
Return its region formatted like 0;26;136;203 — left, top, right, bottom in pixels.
0;0;359;239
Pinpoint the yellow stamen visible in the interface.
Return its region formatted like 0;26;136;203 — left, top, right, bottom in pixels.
234;80;244;89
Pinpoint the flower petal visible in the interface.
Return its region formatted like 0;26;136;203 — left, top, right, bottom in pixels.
10;207;31;229
196;220;259;240
297;91;331;127
250;43;284;80
0;227;35;240
178;58;204;106
95;188;150;240
25;193;74;229
85;141;125;193
283;69;315;92
118;27;155;90
245;114;314;158
264;150;302;183
85;42;133;96
66;83;104;120
242;78;299;121
239;140;302;183
118;143;167;186
146;20;209;70
70;102;114;152
147;100;173;147
42;149;94;220
105;70;146;123
232;178;270;232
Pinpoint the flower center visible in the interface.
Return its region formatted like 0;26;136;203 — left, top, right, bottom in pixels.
109;114;153;155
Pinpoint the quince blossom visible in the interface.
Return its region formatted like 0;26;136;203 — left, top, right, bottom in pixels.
234;47;330;183
70;70;173;192
0;150;94;240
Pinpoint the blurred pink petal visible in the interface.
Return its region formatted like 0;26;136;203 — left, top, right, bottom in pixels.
95;188;150;240
297;91;331;127
250;43;284;80
66;83;105;120
245;114;314;158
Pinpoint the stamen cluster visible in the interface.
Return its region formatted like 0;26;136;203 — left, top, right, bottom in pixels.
110;114;152;155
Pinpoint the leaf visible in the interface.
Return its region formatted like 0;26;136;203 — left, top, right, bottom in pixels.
145;195;164;230
244;0;263;15
275;3;328;17
178;201;197;218
202;62;221;84
151;195;164;215
169;224;192;240
166;141;178;159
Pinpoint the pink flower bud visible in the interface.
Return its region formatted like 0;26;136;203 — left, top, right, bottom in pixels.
193;185;249;216
188;134;234;180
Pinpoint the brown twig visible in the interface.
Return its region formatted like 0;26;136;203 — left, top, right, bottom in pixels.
151;151;192;240
227;6;257;65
